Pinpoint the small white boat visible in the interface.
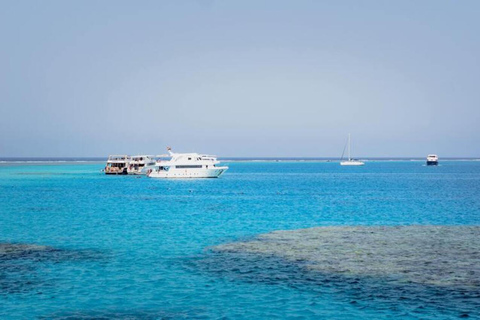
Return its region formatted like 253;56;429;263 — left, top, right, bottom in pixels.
340;134;364;166
426;154;438;166
147;147;228;178
127;155;156;175
105;155;131;175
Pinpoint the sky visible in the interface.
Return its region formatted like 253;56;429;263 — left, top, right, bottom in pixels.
1;0;479;157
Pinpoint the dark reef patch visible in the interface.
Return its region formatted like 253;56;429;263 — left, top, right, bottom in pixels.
41;308;205;320
190;226;480;318
0;243;104;295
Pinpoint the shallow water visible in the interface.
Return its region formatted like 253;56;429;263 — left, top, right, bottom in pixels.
1;161;480;319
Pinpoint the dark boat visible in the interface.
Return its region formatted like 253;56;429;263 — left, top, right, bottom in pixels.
426;154;438;166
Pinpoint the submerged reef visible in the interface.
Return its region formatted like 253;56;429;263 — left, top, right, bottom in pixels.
0;243;59;259
213;226;480;288
200;226;480;318
40;308;200;320
0;243;103;295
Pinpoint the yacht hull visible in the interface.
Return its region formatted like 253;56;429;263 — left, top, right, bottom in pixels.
105;170;128;175
147;167;228;179
340;161;365;166
127;164;156;175
426;161;438;166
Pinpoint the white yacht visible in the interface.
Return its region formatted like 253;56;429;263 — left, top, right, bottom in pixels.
105;155;131;175
426;154;438;166
147;148;228;178
340;134;365;166
127;155;156;175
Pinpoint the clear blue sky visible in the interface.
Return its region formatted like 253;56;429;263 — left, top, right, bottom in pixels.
1;1;479;157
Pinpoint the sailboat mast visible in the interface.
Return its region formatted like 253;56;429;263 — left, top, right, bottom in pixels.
348;133;351;161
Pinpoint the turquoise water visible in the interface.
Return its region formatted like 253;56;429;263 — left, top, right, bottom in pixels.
1;161;479;319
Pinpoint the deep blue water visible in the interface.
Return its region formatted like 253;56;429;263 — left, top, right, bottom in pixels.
1;161;479;319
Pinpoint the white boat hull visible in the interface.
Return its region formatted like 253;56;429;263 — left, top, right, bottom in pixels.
127;164;156;175
340;160;365;166
426;155;438;166
147;167;228;178
340;135;364;166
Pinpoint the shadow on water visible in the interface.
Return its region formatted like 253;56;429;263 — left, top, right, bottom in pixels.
184;226;480;319
0;243;105;295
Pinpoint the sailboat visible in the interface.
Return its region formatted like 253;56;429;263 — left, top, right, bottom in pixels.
340;134;365;166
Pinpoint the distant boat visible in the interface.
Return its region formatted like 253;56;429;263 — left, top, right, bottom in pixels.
127;155;156;175
340;134;365;166
104;155;130;174
426;154;438;166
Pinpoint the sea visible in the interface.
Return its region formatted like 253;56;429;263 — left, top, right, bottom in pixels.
1;159;479;319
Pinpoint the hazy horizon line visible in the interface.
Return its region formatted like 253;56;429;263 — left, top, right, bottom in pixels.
1;156;479;161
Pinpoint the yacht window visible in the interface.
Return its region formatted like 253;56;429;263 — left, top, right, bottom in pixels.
188;157;192;160
175;165;202;169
